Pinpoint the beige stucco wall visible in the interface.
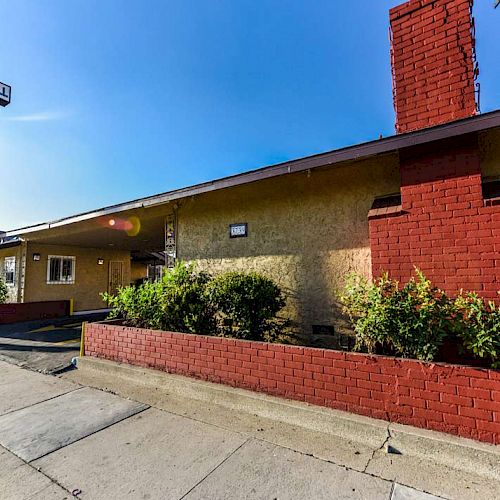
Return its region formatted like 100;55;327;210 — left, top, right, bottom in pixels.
479;127;500;178
0;245;22;303
177;154;400;334
131;261;148;282
23;243;131;311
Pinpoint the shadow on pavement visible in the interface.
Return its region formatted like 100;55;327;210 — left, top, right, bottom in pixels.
0;312;108;373
0;313;108;343
0;343;78;353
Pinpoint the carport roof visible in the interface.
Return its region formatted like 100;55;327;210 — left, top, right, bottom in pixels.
6;109;500;239
0;236;21;249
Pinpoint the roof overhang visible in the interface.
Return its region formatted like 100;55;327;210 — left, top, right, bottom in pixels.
0;238;22;250
6;109;500;240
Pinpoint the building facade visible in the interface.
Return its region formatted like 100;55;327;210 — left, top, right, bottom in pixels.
2;0;499;334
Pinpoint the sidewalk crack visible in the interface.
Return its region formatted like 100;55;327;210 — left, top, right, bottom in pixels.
28;464;76;498
178;438;251;500
0;443;75;498
363;424;391;473
0;387;83;418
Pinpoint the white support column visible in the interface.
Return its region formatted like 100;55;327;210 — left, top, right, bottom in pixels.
18;240;27;303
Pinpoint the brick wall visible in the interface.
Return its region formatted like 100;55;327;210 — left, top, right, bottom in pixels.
369;136;499;300
85;322;500;445
0;300;70;324
390;0;477;133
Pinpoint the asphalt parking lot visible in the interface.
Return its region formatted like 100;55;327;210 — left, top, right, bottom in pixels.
0;313;107;373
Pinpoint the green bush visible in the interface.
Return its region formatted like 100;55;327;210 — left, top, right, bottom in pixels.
340;270;499;367
103;263;288;341
340;271;453;361
0;277;7;304
454;292;500;368
158;262;216;334
103;262;215;334
208;271;287;341
103;280;164;329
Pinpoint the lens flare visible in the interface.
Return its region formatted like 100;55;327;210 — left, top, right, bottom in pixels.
126;216;141;237
102;216;141;237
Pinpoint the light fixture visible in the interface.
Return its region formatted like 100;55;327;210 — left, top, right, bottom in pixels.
97;258;104;265
33;253;41;261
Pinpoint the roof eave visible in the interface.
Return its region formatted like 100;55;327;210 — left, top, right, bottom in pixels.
6;110;500;238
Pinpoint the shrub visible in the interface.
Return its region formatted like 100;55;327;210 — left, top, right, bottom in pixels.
158;262;216;334
102;280;164;329
339;270;452;361
103;262;215;334
340;270;500;367
103;263;288;341
0;277;7;304
207;271;287;341
454;292;500;368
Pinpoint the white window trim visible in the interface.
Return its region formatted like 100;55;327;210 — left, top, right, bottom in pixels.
4;256;16;287
47;255;76;285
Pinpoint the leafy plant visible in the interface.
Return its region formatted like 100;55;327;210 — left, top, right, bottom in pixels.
340;270;500;367
453;292;500;368
103;262;215;334
0;277;7;304
339;270;452;361
102;280;164;329
157;262;216;334
208;271;287;341
103;263;288;342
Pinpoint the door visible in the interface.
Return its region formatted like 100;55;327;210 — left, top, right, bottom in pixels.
108;261;124;295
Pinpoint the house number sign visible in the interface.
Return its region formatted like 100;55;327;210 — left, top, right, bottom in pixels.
0;82;11;107
229;223;248;238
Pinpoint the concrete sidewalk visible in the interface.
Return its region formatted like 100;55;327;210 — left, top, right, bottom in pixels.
0;359;498;499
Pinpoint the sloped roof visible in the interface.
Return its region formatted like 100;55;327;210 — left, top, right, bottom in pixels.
6;109;500;238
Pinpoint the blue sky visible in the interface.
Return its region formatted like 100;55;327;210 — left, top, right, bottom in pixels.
1;1;498;231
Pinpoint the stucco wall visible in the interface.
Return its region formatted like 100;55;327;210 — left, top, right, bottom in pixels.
23;243;131;311
131;261;148;283
0;245;22;303
177;155;400;334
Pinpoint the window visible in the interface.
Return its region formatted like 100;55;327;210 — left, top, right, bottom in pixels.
368;193;403;219
4;257;15;286
482;178;500;207
147;264;164;282
47;256;76;284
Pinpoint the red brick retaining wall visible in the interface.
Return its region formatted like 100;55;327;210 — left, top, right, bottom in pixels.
0;300;71;324
85;322;500;445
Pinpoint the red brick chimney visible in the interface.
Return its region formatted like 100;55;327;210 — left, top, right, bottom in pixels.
390;0;478;134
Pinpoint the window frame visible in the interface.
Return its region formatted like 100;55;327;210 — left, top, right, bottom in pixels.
3;256;16;286
147;264;164;282
46;255;76;285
